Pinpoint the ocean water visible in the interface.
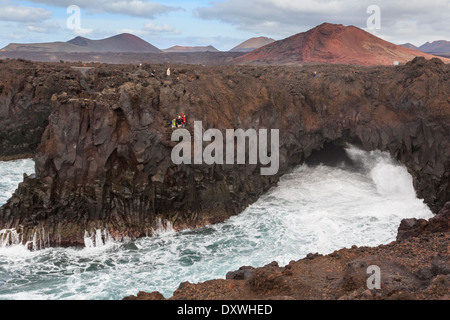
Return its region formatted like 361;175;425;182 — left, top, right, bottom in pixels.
0;159;35;206
0;147;433;300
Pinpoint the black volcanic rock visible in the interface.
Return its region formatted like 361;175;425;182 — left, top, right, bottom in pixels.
0;57;449;247
0;60;67;159
397;202;450;241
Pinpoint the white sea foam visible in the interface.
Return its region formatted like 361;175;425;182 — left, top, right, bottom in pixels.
84;230;115;249
152;218;176;237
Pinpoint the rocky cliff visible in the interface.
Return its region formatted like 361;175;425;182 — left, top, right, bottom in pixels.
0;57;449;248
0;59;55;160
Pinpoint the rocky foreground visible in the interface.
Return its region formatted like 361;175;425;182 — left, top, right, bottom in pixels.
0;57;449;248
125;204;449;300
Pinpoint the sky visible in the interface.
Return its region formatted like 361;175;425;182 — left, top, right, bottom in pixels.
0;0;449;51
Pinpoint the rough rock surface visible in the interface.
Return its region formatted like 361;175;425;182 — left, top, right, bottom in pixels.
397;202;450;241
124;232;448;300
0;59;55;159
0;57;449;248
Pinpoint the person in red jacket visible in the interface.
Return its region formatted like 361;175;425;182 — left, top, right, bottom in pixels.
181;114;187;128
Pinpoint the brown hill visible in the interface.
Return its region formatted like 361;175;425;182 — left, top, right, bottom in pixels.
162;45;219;53
1;33;161;53
1;41;84;53
234;23;449;66
67;33;161;53
230;36;275;52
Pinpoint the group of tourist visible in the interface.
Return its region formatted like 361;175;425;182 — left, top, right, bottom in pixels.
170;114;187;129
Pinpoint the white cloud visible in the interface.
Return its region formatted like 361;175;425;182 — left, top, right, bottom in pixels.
116;28;148;36
72;27;94;37
116;22;180;37
0;4;52;22
27;21;60;33
143;22;180;34
194;0;363;35
23;0;181;18
103;0;178;17
7;32;26;40
194;0;450;43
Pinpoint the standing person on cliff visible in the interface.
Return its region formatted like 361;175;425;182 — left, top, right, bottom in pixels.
166;67;171;79
176;116;183;128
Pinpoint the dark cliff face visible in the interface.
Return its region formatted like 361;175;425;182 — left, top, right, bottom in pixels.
0;59;55;159
0;57;449;247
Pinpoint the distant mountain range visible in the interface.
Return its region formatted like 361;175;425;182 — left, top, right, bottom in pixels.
419;41;450;54
1;24;449;66
1;33;161;53
401;40;450;55
0;35;270;54
234;23;448;66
